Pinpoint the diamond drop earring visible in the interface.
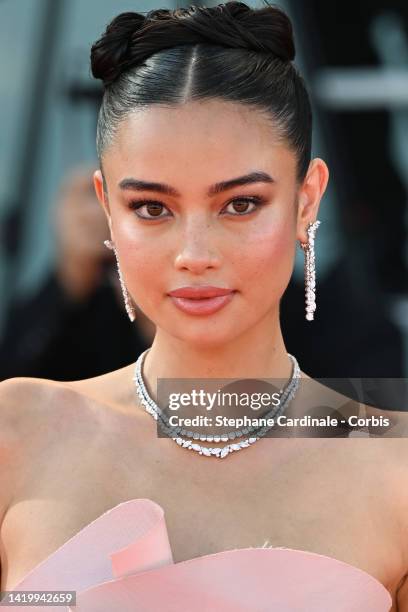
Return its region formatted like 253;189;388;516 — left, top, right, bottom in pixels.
299;220;321;321
103;239;136;322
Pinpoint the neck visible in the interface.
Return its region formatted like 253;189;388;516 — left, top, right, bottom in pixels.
142;309;293;386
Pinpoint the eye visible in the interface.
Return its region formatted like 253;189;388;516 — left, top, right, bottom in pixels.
222;196;267;216
128;195;267;220
128;200;170;220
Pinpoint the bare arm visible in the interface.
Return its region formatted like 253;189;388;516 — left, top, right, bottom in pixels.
392;431;408;611
0;377;50;591
0;378;24;591
397;574;408;611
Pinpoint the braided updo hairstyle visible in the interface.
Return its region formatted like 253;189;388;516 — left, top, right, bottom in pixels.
91;1;312;184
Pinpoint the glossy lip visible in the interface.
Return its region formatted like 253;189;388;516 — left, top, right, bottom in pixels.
168;286;234;299
168;289;236;316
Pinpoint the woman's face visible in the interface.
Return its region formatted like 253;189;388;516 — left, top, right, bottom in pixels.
95;99;324;347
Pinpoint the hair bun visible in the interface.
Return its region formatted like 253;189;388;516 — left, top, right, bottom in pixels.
91;2;295;87
91;12;145;85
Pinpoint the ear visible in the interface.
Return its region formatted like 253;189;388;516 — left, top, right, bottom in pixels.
93;169;112;233
296;158;329;244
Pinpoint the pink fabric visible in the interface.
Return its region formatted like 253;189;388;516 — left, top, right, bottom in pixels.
8;498;392;611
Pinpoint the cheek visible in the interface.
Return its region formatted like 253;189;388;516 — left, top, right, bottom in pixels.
112;215;166;299
121;241;163;291
235;214;296;291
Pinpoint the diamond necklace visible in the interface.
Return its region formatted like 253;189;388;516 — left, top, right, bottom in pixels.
142;355;299;441
133;348;301;459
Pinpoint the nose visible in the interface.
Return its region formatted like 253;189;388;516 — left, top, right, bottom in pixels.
173;216;221;274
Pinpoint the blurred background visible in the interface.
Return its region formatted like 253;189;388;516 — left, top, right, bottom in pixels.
0;0;407;387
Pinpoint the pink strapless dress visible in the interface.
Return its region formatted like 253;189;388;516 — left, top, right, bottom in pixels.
7;499;392;611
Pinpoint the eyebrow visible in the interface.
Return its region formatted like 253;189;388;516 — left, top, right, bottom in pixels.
118;171;275;198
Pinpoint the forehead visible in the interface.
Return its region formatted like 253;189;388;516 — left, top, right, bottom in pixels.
103;99;296;186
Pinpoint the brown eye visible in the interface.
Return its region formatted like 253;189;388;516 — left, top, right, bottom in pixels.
231;200;252;213
128;200;170;220
145;203;163;216
223;197;266;216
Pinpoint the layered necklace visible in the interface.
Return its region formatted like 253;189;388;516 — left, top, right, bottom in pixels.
133;348;301;459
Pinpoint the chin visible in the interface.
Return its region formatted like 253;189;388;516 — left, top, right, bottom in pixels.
166;321;241;349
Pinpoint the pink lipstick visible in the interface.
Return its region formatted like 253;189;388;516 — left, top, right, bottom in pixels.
167;286;235;316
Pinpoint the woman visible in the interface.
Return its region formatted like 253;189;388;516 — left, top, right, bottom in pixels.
1;2;407;610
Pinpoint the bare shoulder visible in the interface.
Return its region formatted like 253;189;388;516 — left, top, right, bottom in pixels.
0;376;88;444
0;365;137;508
298;373;408;473
66;361;138;414
0;377;92;494
0;361;139;457
3;374;114;500
0;378;62;521
0;376;59;452
300;372;408;431
308;381;408;585
0;379;25;521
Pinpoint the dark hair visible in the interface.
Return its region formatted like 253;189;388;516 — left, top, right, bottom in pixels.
91;1;312;184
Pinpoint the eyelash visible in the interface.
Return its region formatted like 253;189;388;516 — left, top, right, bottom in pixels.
127;196;267;220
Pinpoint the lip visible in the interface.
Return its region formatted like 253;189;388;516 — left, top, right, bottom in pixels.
167;286;236;316
168;286;234;299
